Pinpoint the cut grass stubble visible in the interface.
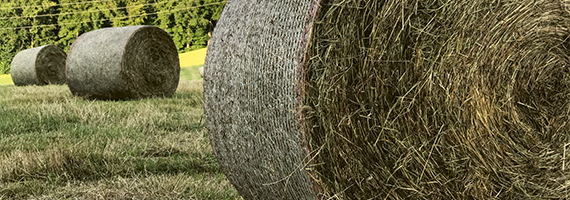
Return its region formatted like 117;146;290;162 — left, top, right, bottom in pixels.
0;80;240;199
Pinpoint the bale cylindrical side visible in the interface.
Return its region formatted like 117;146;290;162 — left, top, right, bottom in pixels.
10;45;67;86
204;0;320;199
66;25;180;100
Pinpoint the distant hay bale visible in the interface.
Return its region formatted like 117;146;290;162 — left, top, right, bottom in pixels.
198;67;204;78
205;0;570;199
10;45;66;86
66;25;180;100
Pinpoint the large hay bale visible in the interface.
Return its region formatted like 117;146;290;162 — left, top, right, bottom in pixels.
10;45;66;86
206;0;570;199
66;25;180;100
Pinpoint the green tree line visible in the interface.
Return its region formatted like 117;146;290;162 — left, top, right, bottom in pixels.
0;0;225;74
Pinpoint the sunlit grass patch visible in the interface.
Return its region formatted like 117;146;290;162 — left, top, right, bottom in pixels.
0;80;240;199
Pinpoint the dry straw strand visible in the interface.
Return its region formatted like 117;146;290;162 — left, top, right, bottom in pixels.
304;0;570;199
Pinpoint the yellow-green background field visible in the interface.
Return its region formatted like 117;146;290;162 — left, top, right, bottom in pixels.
0;48;207;85
0;74;11;85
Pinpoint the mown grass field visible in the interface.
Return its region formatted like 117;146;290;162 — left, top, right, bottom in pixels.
0;49;241;199
0;80;240;199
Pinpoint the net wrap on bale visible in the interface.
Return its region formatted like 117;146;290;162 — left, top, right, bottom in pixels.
206;0;570;199
10;45;67;86
204;0;320;199
66;25;180;100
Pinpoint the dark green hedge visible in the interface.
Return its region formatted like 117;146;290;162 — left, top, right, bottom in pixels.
0;0;225;74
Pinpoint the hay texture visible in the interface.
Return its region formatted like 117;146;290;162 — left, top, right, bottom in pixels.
66;25;179;100
10;45;66;86
206;0;570;199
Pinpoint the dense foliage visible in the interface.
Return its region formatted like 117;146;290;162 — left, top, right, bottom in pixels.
0;0;225;74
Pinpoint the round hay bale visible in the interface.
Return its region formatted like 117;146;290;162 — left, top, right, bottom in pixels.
198;67;204;78
206;0;570;199
66;25;180;100
10;45;67;86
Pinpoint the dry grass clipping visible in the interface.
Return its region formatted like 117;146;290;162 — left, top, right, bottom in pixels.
303;0;570;199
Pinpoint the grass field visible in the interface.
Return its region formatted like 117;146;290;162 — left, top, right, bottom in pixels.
0;75;240;199
180;65;204;81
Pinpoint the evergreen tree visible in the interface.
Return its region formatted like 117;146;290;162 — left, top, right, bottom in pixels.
154;0;176;31
57;0;114;51
164;0;224;52
111;0;153;27
0;0;59;73
0;5;22;74
26;0;59;49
